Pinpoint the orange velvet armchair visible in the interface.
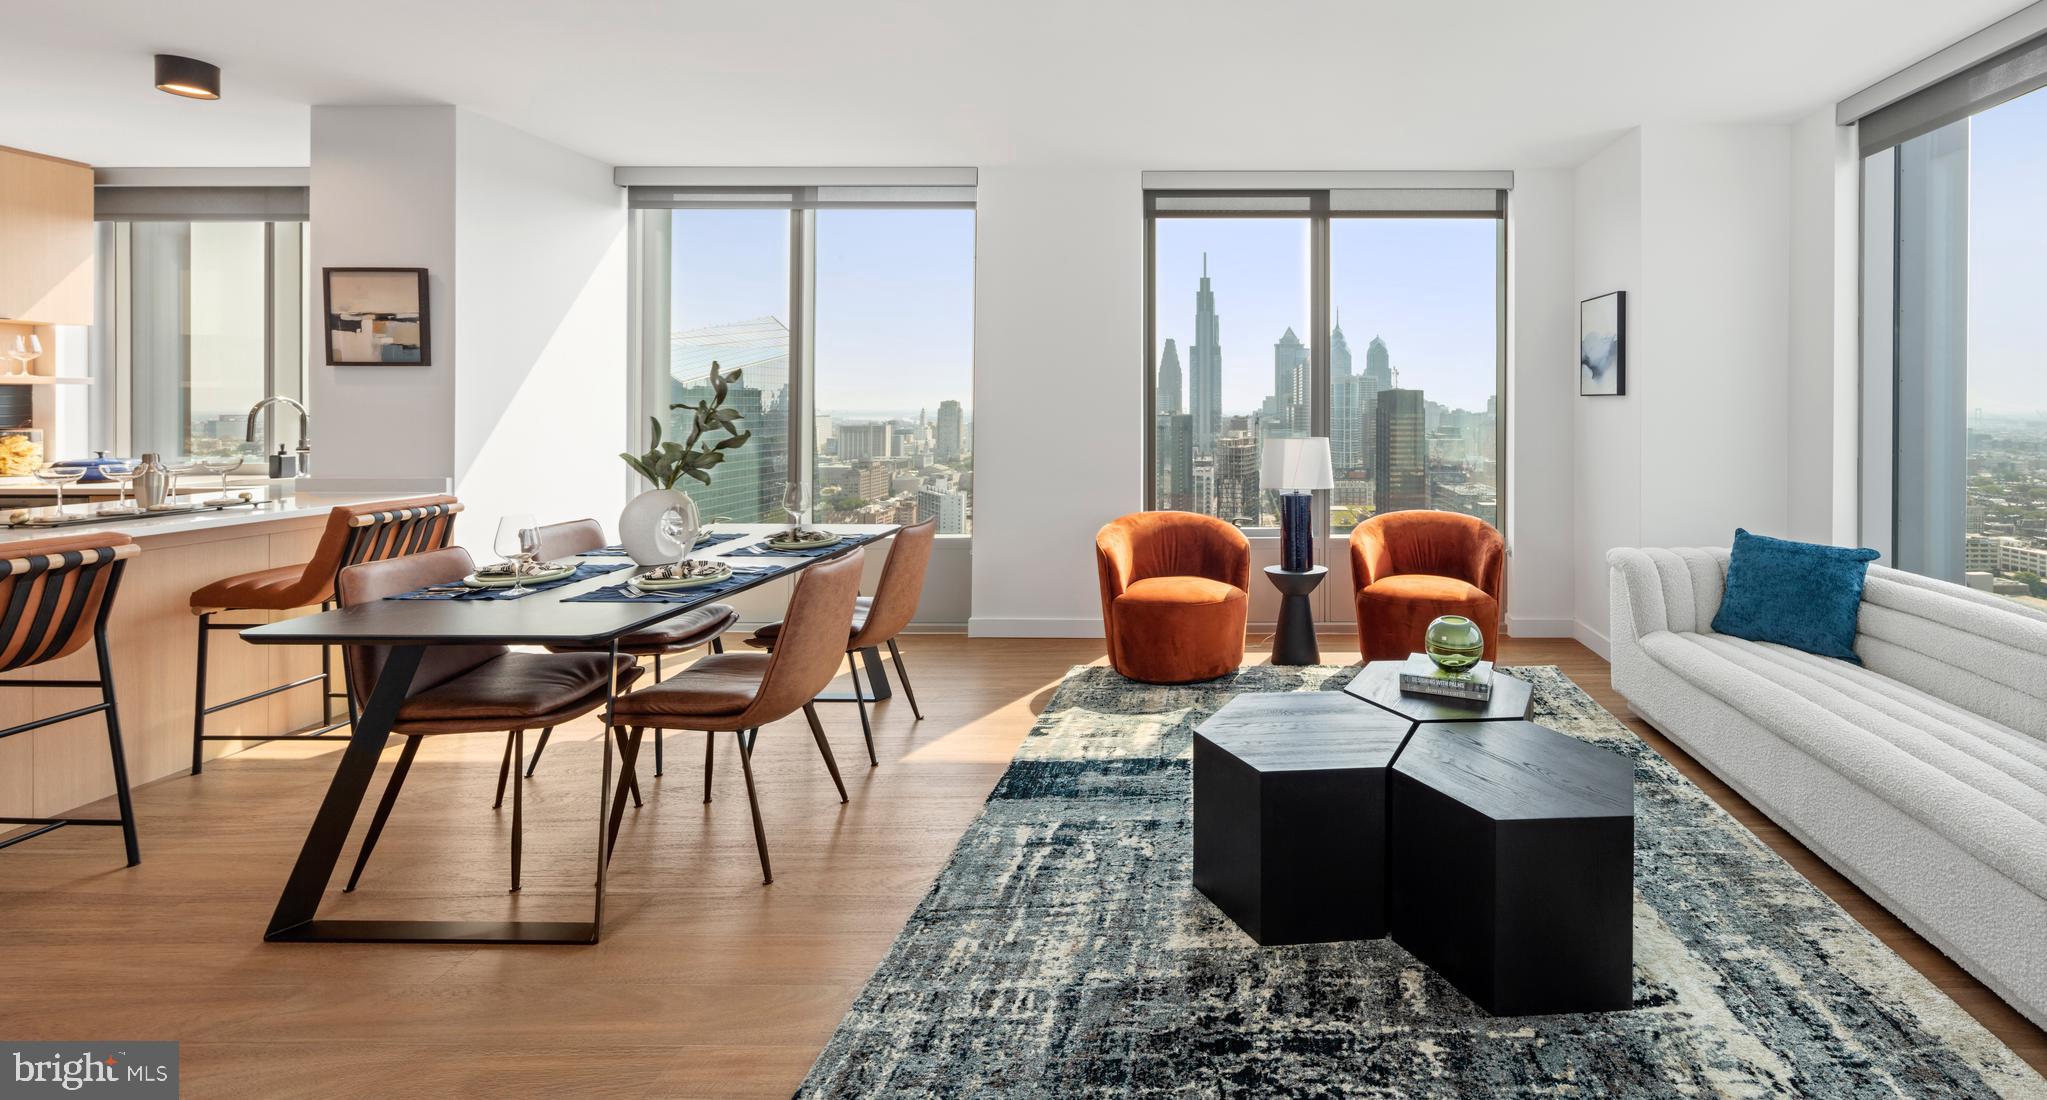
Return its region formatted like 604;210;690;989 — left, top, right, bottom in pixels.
1349;511;1506;662
1096;513;1251;684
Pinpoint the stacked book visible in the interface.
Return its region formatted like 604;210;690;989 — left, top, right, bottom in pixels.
1399;653;1494;702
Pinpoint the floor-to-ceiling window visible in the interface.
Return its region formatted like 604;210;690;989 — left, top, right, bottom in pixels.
1144;187;1505;536
90;189;308;462
630;186;975;531
1863;46;2047;611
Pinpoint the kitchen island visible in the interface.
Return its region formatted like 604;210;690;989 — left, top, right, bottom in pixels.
0;490;435;822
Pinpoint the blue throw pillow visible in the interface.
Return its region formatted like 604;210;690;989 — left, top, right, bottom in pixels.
1710;529;1880;663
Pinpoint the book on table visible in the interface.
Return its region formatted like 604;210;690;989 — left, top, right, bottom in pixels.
1399;654;1494;701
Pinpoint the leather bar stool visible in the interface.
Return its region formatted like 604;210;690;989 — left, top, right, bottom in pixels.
613;548;865;884
0;535;142;866
747;518;935;766
188;496;461;774
510;518;739;792
335;546;645;893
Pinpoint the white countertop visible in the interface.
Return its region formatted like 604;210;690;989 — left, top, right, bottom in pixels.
0;489;415;546
0;474;291;496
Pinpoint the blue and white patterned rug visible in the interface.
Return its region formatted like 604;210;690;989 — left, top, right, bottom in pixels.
797;665;2047;1098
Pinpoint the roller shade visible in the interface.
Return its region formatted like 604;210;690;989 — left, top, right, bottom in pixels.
1858;30;2047;155
1147;188;1503;218
95;186;308;222
629;185;973;210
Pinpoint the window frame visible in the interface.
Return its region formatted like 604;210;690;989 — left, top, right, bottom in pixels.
626;188;976;534
1141;188;1508;542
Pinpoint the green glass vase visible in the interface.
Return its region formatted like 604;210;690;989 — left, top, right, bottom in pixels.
1424;615;1485;672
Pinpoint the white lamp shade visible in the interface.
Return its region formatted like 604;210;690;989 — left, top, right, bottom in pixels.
1261;436;1334;491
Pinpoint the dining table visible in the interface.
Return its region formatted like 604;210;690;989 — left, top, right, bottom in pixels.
240;522;900;947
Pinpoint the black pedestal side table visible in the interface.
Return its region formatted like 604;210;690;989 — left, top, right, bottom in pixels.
1263;565;1326;666
1192;692;1409;944
1390;719;1635;1015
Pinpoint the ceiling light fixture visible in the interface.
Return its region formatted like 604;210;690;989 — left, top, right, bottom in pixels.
154;54;220;100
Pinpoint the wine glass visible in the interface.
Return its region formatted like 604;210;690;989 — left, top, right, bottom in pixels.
4;335;25;377
196;454;242;504
33;464;84;515
781;480;812;531
19;333;40;377
494;514;540;594
98;462;139;514
658;493;701;565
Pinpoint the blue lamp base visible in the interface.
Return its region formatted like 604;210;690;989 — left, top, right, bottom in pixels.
1278;491;1313;572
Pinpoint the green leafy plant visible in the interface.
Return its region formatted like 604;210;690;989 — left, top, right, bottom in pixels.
619;361;754;489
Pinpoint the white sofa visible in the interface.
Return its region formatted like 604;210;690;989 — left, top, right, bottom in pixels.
1607;546;2047;1029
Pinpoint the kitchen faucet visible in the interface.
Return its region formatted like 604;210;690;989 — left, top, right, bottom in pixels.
246;396;312;476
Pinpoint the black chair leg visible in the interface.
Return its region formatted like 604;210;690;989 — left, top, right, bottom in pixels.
886;638;924;721
606;727;646;864
804;703;848;804
703;732;715;803
523;727;553;777
614;725;642;807
736;728;772;884
493;731;515;808
509;728;523;892
710;636;724;654
345;735;421;892
847;652;877;767
189;612;210;775
654;654;666;777
99;651;140;866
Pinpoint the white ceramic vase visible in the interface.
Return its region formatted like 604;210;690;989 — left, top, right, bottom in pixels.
618;488;701;566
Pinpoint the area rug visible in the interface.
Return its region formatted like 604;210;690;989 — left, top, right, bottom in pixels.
797;665;2047;1098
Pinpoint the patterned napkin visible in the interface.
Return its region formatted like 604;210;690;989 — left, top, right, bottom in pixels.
388;561;630;601
583;531;746;557
726;532;877;559
562;564;787;603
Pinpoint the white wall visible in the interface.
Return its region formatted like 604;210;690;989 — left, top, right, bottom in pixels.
1504;169;1577;638
450;112;628;550
968;164;1144;636
307;106;459;488
1571;131;1644;655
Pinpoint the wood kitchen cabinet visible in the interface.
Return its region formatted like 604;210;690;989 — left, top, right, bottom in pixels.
0;144;93;325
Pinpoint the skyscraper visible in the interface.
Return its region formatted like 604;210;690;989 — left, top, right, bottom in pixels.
1359;335;1393;475
1374;387;1429;513
1154;412;1194;511
1156;338;1183;415
1189;254;1223;456
1331;319;1360;472
936;399;964;462
1272;327;1309;435
670;316;790;524
1215;431;1261;525
838;421;892;461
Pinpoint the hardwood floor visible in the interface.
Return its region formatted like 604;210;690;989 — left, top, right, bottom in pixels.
2;635;2040;1097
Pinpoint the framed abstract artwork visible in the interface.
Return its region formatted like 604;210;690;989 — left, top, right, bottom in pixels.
324;267;431;365
1579;290;1625;396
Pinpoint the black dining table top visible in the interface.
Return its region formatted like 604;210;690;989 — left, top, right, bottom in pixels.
239;523;898;648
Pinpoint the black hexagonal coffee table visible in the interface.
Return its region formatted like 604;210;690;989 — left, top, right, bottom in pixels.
1192;692;1411;945
1342;659;1534;729
1389;719;1635;1016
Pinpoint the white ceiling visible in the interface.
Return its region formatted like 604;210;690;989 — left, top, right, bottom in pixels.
0;0;2031;170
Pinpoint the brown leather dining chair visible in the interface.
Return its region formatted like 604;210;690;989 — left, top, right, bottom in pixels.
613;547;865;884
334;546;644;893
506;518;739;795
189;495;462;775
748;517;935;766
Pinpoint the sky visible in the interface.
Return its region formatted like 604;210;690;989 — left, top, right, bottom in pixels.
669;208;975;422
1152;216;1499;416
1967;85;2047;418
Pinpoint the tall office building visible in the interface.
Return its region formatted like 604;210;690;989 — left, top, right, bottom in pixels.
1374;387;1429;513
670;316;790;524
916;486;968;534
1188;254;1223;456
1214;431;1261;525
1154;412;1195;511
838;421;892;461
1156;338;1183;415
1330;320;1360;471
936;399;964;462
1272;327;1309;434
1359;334;1393;475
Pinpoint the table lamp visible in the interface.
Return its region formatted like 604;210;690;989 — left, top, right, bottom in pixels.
1261;437;1333;572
